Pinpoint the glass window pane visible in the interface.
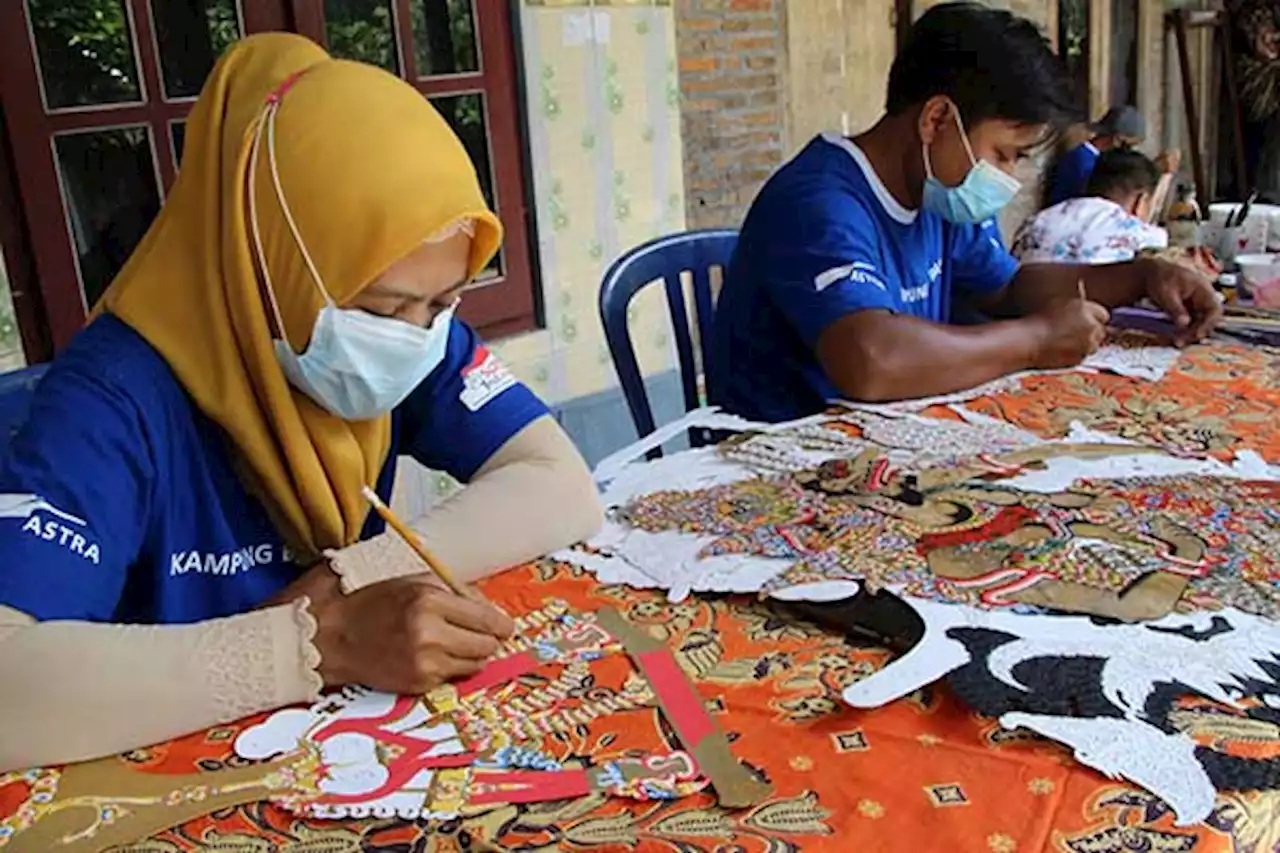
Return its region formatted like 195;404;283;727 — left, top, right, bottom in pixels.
430;92;500;280
324;0;400;74
26;0;143;109
152;0;243;99
1058;0;1090;99
412;0;478;77
170;121;187;166
0;251;26;372
54;127;162;308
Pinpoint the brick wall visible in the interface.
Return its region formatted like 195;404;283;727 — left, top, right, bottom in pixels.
674;0;787;229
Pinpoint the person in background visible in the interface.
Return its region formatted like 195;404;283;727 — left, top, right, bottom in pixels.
0;34;602;772
707;2;1220;423
1046;105;1181;206
1014;149;1168;264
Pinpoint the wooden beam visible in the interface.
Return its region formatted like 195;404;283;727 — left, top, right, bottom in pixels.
1135;0;1160;142
1170;10;1207;202
894;0;912;54
1217;10;1248;194
1088;0;1111;117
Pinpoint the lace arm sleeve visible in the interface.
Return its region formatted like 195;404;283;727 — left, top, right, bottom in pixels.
0;602;322;772
329;416;602;591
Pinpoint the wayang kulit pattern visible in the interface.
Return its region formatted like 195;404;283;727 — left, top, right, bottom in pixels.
614;447;1280;620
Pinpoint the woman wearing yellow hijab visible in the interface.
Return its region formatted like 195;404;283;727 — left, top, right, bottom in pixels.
0;34;600;771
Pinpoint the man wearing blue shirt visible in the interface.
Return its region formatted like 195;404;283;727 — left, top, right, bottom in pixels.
709;3;1220;422
1047;105;1147;206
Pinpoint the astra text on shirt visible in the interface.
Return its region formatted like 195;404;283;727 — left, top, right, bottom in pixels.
0;493;101;564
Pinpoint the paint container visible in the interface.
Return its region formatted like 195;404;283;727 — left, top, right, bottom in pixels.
1210;204;1270;262
1216;272;1239;304
1237;254;1280;306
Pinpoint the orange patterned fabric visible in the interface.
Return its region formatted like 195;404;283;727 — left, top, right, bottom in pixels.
8;346;1280;851
4;562;1264;853
966;342;1280;460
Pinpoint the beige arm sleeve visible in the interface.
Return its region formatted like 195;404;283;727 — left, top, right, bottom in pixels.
0;601;322;772
330;414;603;591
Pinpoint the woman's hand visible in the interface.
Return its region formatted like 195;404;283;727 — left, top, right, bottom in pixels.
286;566;515;693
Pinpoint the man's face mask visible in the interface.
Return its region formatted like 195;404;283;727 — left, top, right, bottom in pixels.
921;104;1022;225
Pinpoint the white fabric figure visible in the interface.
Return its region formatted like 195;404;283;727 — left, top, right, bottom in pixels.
234;707;314;760
234;689;469;819
318;731;390;795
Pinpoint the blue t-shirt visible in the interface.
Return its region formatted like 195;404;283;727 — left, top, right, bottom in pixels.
0;314;547;625
1047;142;1099;206
708;134;1020;422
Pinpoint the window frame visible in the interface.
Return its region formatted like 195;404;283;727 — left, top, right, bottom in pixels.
0;0;540;358
290;0;540;338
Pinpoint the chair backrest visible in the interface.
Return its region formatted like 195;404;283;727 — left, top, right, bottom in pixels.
599;229;738;448
0;364;47;449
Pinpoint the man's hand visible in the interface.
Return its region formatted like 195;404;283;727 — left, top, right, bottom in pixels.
1137;256;1221;345
1028;296;1110;369
302;570;515;693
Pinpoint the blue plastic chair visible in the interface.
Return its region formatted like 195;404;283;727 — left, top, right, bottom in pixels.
599;229;738;453
0;364;46;449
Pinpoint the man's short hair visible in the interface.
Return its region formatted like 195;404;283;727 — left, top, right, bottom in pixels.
1084;149;1161;199
886;2;1081;137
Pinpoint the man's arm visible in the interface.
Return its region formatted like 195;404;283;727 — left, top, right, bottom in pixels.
1004;261;1145;311
806;216;1113;404
990;256;1221;344
815;301;1108;403
816;311;1043;402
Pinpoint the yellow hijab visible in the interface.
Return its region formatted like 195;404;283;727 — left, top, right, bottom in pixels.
100;34;502;561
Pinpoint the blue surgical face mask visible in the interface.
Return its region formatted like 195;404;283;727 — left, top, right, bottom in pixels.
921;106;1022;224
273;301;455;422
247;87;457;421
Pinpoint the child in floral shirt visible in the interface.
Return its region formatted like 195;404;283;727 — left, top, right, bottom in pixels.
1015;149;1168;265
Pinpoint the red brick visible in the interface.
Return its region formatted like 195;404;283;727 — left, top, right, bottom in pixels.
680;76;737;94
680;16;720;31
731;72;779;90
729;36;774;52
739;108;779;125
680;98;722;113
679;56;719;74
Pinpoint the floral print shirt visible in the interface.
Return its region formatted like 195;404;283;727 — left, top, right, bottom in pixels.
1012;197;1169;265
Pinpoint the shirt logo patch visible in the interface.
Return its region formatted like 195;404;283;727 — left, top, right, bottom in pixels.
814;262;887;293
0;493;100;565
460;346;517;412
